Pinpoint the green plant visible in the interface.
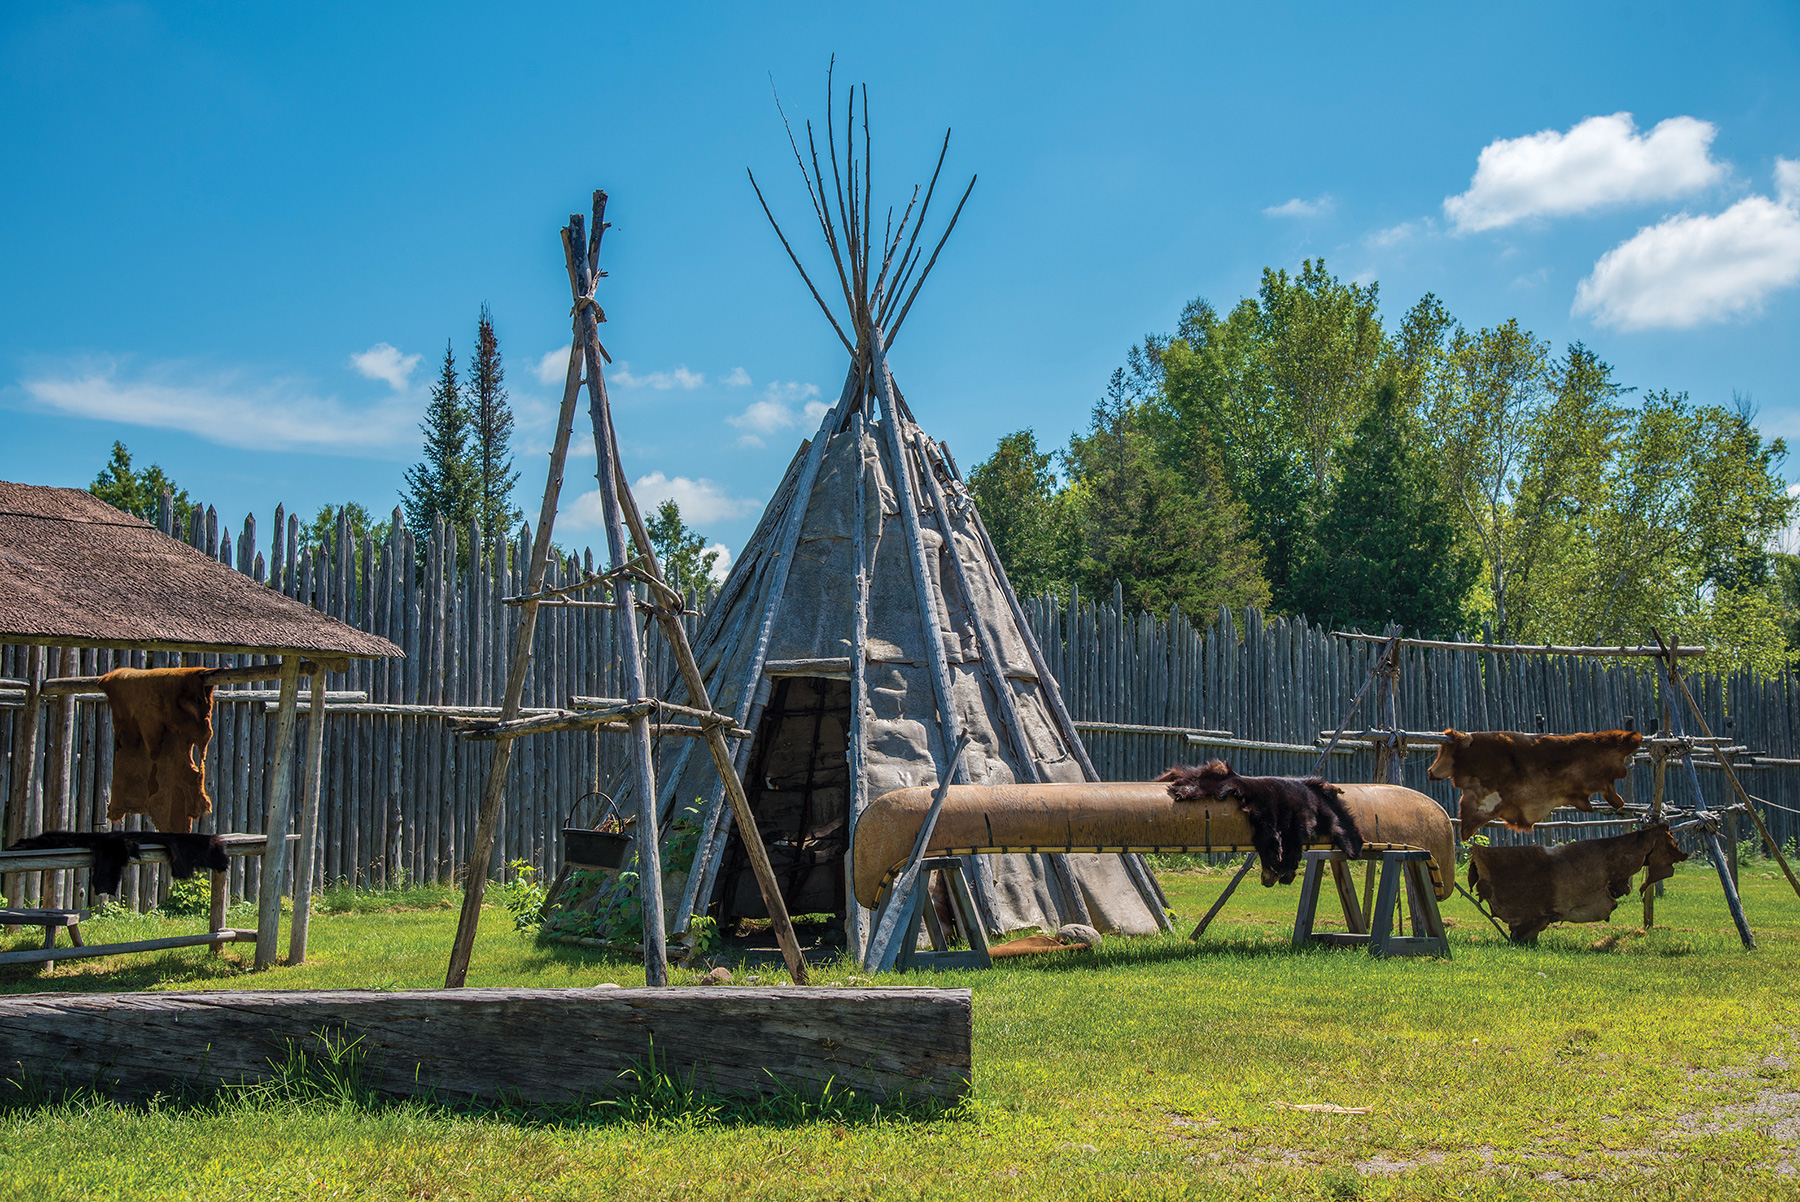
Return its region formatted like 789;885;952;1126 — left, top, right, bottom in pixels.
685;915;721;956
663;800;707;872
158;875;211;917
492;860;547;931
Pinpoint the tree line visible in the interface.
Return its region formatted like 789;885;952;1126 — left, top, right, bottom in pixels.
970;260;1798;673
90;302;721;596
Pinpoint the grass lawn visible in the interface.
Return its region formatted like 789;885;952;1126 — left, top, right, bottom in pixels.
3;859;1799;1200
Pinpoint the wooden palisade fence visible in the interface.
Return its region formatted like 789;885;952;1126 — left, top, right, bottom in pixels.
5;506;1799;911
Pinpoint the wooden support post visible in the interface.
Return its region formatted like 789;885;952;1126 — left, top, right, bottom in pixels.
208;866;229;957
1189;852;1256;940
865;734;970;972
44;650;76;910
4;646;44;913
1654;646;1800;905
571;204;668;987
1650;637;1754;950
914;432;1090;929
445;212;592;989
288;668;327;964
609;454;809;984
845;411;873;959
254;656;303;970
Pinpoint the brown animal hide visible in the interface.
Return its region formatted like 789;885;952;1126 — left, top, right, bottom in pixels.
99;667;216;833
1468;823;1687;942
1427;729;1642;840
1158;759;1363;885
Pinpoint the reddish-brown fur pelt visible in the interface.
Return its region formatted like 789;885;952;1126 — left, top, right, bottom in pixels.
1427;729;1643;840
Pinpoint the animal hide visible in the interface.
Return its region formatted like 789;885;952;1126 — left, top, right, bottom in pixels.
1427;729;1643;841
1467;823;1688;942
1158;759;1364;885
6;831;230;896
99;667;216;833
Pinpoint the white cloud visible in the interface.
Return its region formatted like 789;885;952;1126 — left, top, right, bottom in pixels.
1365;219;1427;248
534;347;572;386
612;363;706;390
561;473;762;533
723;367;751;387
726;381;823;448
1445;113;1725;232
1779;158;1800;207
20;357;419;455
349;342;421;392
703;542;732;583
1263;195;1334;219
1573;166;1800;330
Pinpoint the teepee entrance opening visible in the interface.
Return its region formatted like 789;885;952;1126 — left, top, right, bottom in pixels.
712;675;853;928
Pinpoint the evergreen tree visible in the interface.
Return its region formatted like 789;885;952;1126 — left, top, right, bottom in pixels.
1062;383;1269;618
401;341;477;541
645;499;720;597
1288;382;1478;636
967;429;1073;597
89;441;193;528
468;303;521;536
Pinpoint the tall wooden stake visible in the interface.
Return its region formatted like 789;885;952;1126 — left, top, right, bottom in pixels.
608;453;810;984
254;655;302;970
289;667;327;963
574;204;668;986
444;206;593;989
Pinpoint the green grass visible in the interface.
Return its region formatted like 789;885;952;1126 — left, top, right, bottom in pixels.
4;861;1800;1199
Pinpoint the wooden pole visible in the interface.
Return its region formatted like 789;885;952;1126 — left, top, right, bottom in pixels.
572;205;668;987
3;646;43;912
1189;852;1257;940
673;367;858;944
254;656;302;970
869;329;969;799
44;649;76;909
288;668;327;964
865;732;971;972
913;431;1091;928
845;410;874;959
607;442;810;985
1654;642;1800;904
1650;639;1754;949
444;215;592;988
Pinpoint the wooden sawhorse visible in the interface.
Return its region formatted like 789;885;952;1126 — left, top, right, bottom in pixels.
1292;848;1450;958
891;857;993;972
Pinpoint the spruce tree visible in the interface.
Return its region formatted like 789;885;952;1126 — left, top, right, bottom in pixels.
401;341;477;541
468;303;522;537
1288;381;1479;636
89;441;193;528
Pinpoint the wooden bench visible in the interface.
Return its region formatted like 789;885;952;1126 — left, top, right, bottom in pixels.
0;908;87;951
0;834;283;967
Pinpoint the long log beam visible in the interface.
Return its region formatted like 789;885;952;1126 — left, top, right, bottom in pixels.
0;987;973;1105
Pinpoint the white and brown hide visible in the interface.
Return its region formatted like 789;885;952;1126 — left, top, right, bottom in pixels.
1428;729;1642;840
1468;823;1687;942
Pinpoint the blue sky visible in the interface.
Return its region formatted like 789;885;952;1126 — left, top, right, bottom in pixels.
4;2;1799;571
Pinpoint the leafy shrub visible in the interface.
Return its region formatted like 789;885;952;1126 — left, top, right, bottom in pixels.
159;875;211;917
492;860;547;931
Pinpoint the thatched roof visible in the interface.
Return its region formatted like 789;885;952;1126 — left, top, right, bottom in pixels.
0;482;401;659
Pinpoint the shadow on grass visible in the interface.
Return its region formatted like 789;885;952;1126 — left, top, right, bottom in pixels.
0;948;252;996
1;1029;969;1131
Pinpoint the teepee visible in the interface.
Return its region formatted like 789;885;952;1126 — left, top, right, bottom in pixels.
653;79;1170;953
